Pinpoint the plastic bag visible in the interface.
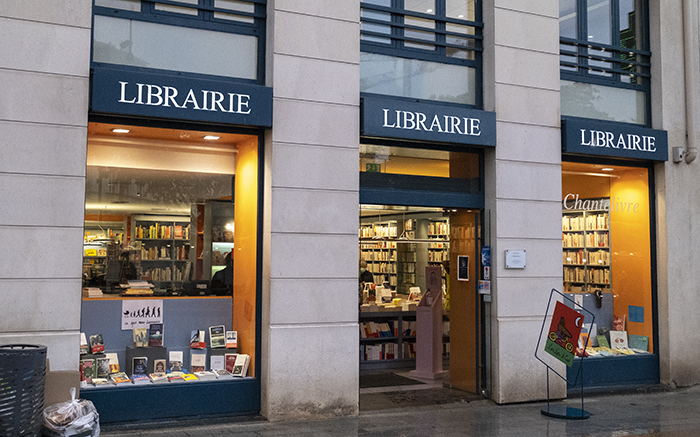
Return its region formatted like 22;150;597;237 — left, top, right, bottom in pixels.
43;387;100;437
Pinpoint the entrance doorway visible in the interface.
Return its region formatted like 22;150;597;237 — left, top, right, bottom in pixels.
358;205;485;410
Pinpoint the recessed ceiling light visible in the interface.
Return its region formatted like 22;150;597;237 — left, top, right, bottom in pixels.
112;128;130;134
427;8;433;13
204;135;220;140
601;167;614;171
458;14;464;18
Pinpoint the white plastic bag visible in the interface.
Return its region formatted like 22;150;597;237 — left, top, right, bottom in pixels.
43;387;100;437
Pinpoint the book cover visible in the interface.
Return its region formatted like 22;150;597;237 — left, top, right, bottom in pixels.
194;371;218;381
629;334;649;352
596;334;610;349
612;314;626;331
148;323;164;347
95;357;110;379
169;350;184;372
133;328;148;348
132;357;148;376
92;378;111;386
225;353;238;373
214;369;234;379
190;330;206;349
190;351;206;373
149;372;168;384
80;333;89;355
231;354;250;377
182;373;199;382
110;372;131;384
225;331;238;349
105;353;120;373
609;330;629;350
154;359;167;373
210;355;225;371
80;359;94;384
167;372;185;383
131;373;150;384
209;325;226;348
89;334;105;354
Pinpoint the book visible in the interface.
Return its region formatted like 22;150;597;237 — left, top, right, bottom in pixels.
209;325;226;348
182;373;199;382
169;351;184;372
80;333;89;355
190;330;206;349
133;328;148;348
609;330;629;350
92;378;111;386
190;351;206;373
225;353;238;373
214;369;234;379
95;357;110;379
629;334;649;352
80;359;94;384
132;357;148;376
149;323;164;347
110;372;131;384
89;334;105;354
194;371;218;381
225;331;237;349
231;354;250;377
149;372;168;384
105;353;120;373
210;355;225;371
154;359;167;373
596;334;610;349
167;371;185;383
612;314;626;331
131;373;150;385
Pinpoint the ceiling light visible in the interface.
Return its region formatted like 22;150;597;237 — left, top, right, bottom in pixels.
204;135;220;140
601;167;614;171
426;9;433;13
458;14;464;18
112;128;130;134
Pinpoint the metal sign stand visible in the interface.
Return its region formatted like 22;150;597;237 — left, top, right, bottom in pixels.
535;289;595;420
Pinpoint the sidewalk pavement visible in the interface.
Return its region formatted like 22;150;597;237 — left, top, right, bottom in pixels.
101;385;700;437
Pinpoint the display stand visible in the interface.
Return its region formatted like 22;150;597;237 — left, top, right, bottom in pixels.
410;290;447;379
535;289;595;420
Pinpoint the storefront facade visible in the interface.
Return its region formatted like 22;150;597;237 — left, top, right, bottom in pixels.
2;0;700;425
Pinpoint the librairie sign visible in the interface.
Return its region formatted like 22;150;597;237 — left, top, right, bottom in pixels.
562;117;668;161
362;96;496;146
91;67;273;127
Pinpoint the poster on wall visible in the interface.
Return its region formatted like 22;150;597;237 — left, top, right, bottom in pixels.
457;255;469;281
121;299;163;331
544;301;584;367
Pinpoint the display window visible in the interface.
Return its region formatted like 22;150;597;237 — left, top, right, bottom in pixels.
79;121;260;420
561;161;654;358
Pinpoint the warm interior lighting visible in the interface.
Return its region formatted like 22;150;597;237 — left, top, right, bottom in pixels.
601;167;614;171
111;128;130;134
204;135;220;140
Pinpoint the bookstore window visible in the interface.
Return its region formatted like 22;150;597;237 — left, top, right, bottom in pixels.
559;0;650;124
360;0;482;105
92;0;265;81
80;122;259;386
562;161;654;358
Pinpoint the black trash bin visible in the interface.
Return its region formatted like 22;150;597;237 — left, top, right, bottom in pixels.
0;344;47;437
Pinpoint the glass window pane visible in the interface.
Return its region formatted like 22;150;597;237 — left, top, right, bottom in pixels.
364;0;391;5
560;80;645;124
361;8;392;44
405;17;436;50
619;0;637;49
95;0;141;11
446;23;475;60
446;0;474;21
587;0;611;44
214;0;255;24
559;0;577;38
360;52;476;105
587;48;613;77
405;0;436;15
93;15;257;80
155;0;199;16
360;145;479;179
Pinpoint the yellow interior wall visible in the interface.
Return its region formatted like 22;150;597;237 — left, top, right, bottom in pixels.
609;168;653;352
448;211;479;393
233;138;259;376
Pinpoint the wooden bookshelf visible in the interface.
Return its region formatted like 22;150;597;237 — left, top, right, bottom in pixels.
562;204;612;293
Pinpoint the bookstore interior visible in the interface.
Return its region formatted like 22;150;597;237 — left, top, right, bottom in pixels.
79;121;259;389
561;161;654;364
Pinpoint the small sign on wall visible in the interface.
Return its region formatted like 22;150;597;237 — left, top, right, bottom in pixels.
505;250;526;269
121;299;163;330
457;255;469;281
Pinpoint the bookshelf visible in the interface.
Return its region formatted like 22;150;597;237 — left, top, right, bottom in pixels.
562;205;611;292
83;220;125;282
133;215;192;288
427;218;450;279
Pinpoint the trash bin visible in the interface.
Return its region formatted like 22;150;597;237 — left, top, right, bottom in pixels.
0;344;47;437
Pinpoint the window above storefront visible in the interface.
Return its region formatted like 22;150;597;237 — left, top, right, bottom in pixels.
92;0;266;82
360;0;482;107
559;0;650;125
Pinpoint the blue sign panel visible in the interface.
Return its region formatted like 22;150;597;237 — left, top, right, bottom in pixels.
481;246;490;267
91;67;273;127
361;96;496;146
562;117;668;161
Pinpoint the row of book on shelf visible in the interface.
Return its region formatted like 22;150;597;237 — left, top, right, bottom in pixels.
563;249;610;265
359;320;450;338
361;343;413;361
563;267;610;284
141;245;189;261
576;316;650;358
135;223;191;240
562;214;608;231
562;232;610;248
